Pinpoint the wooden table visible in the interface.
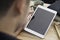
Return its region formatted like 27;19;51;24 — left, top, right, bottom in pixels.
17;23;59;40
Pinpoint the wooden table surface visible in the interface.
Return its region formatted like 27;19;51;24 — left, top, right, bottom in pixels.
17;23;59;40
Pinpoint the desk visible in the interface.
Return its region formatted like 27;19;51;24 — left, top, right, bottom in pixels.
17;23;59;40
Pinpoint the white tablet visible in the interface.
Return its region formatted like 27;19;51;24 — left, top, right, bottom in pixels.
24;5;57;38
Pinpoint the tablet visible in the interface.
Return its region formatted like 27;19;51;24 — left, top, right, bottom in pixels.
24;5;57;38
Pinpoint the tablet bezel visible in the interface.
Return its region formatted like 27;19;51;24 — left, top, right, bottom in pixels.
24;5;57;38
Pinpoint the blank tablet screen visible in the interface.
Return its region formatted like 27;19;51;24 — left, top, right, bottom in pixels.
27;7;55;35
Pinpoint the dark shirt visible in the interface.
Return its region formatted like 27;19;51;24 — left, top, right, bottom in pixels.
0;32;19;40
